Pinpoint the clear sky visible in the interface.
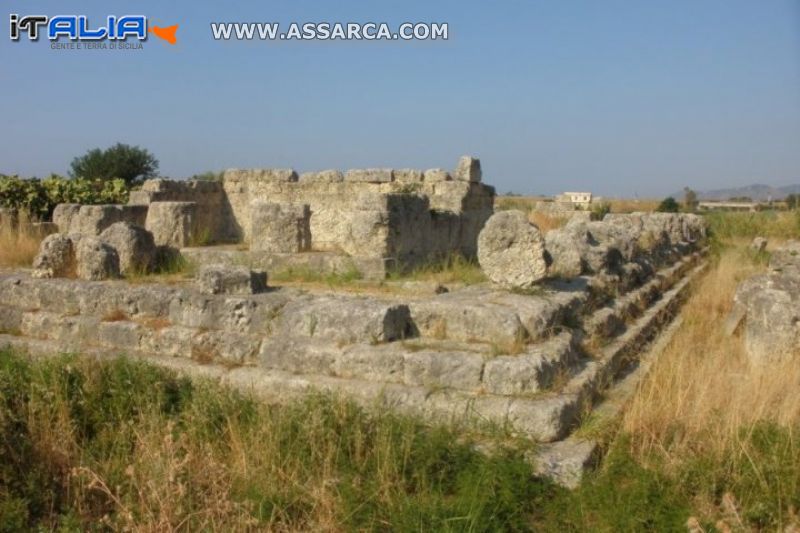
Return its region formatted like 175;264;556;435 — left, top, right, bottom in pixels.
1;0;799;197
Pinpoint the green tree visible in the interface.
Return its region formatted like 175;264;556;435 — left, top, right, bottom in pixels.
683;187;698;212
785;194;798;210
657;197;680;213
70;143;158;186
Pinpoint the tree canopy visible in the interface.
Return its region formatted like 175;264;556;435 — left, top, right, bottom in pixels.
657;197;680;213
70;143;158;186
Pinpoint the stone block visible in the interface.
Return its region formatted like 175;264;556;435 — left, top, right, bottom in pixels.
477;210;547;288
392;169;424;183
145;201;197;247
344;168;394;183
52;204;81;233
275;296;411;344
75;237;120;281
403;350;484;390
196;264;268;295
454;156;482;182
32;234;76;278
298;170;343;183
423;168;451;182
249;201;311;253
99;222;157;275
75;205;148;236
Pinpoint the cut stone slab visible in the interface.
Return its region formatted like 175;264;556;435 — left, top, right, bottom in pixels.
454;156;482;183
99;222;156;275
250;201;311;253
298;169;343;183
769;240;800;273
32;233;76;279
52;203;81;233
196;264;268;295
545;228;585;278
275;296;411;344
75;237;120;281
393;169;424;183
344;169;393;183
145;201;197;248
423;168;451;182
409;295;525;345
477;210;547;289
531;438;598;489
74;205;148;236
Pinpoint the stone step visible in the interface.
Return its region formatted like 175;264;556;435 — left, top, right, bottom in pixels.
0;275;414;345
584;251;702;341
0;260;707;443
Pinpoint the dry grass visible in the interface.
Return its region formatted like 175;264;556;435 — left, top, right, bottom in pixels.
0;211;45;268
623;242;800;464
528;212;568;232
606;198;659;213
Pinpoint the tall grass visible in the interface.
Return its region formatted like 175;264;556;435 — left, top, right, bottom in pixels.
705;210;800;240
619;242;800;528
0;349;541;531
0;211;44;268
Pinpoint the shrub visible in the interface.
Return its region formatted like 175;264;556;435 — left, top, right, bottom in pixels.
590;201;611;220
0;175;128;220
657;197;680;213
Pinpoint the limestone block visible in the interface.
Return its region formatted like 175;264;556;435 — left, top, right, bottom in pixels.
223;168;298;183
32;234;76;278
483;354;548;395
259;337;340;375
393;169;424;183
99;222;156;275
545;228;584;278
423;168;451;182
145;201;197;248
191;330;261;364
409;296;525;345
75;205;148;236
249;201;311;253
98;321;143;350
769;240;800;273
52;204;81;233
298;170;343;183
734;272;800;364
477;210;547;289
275;296;411;344
344;168;394;183
332;344;406;382
403;350;484;390
75;237;120;281
196;264;268;295
454;156;482;183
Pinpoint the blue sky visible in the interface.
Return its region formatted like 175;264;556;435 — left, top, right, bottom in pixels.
1;0;799;197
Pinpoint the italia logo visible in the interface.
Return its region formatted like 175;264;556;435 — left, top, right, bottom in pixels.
9;14;178;44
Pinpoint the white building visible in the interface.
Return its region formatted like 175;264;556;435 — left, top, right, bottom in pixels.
559;191;593;208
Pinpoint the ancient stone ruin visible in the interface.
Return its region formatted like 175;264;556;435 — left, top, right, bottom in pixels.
1;157;710;487
50;156;494;279
728;239;800;364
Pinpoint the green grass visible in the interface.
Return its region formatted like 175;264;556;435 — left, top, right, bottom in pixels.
705;210;800;240
388;253;487;285
0;348;540;531
0;348;797;531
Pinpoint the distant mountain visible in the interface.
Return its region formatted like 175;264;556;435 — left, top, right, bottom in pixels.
669;184;800;202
